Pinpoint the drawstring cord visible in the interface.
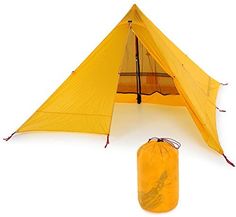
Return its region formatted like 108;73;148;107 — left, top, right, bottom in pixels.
148;137;181;149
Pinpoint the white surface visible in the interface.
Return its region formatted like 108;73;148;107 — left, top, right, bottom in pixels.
0;0;236;216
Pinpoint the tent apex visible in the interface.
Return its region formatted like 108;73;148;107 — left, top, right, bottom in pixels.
131;4;138;10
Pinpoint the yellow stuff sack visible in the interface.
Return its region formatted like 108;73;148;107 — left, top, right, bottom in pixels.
137;137;180;212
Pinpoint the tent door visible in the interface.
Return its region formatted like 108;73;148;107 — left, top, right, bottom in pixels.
117;31;179;100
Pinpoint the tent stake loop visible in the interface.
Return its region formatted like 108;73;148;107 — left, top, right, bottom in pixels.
220;82;228;86
216;106;226;112
223;154;235;167
3;131;16;141
104;134;110;148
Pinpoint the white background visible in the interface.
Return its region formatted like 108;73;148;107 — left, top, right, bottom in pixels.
0;0;236;216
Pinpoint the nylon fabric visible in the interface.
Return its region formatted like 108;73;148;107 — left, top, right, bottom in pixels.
17;4;223;155
137;140;179;212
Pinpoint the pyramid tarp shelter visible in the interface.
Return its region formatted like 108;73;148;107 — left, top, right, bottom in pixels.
7;5;231;162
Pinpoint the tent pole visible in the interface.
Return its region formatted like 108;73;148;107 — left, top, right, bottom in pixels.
135;35;142;104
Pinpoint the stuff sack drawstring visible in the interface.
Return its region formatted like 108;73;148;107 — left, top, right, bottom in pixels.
148;137;181;149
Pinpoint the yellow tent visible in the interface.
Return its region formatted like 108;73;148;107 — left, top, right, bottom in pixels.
4;4;234;166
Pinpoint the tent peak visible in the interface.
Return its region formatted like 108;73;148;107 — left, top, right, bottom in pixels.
130;4;140;11
120;4;143;25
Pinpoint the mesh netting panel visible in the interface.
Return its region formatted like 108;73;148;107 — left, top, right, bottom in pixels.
117;32;179;96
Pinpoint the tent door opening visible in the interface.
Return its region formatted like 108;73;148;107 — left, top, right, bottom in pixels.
117;31;179;103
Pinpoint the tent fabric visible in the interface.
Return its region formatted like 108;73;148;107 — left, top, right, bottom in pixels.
18;24;129;135
17;4;223;155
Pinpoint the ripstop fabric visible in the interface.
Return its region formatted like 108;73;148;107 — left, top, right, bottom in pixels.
137;139;179;212
17;4;224;155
